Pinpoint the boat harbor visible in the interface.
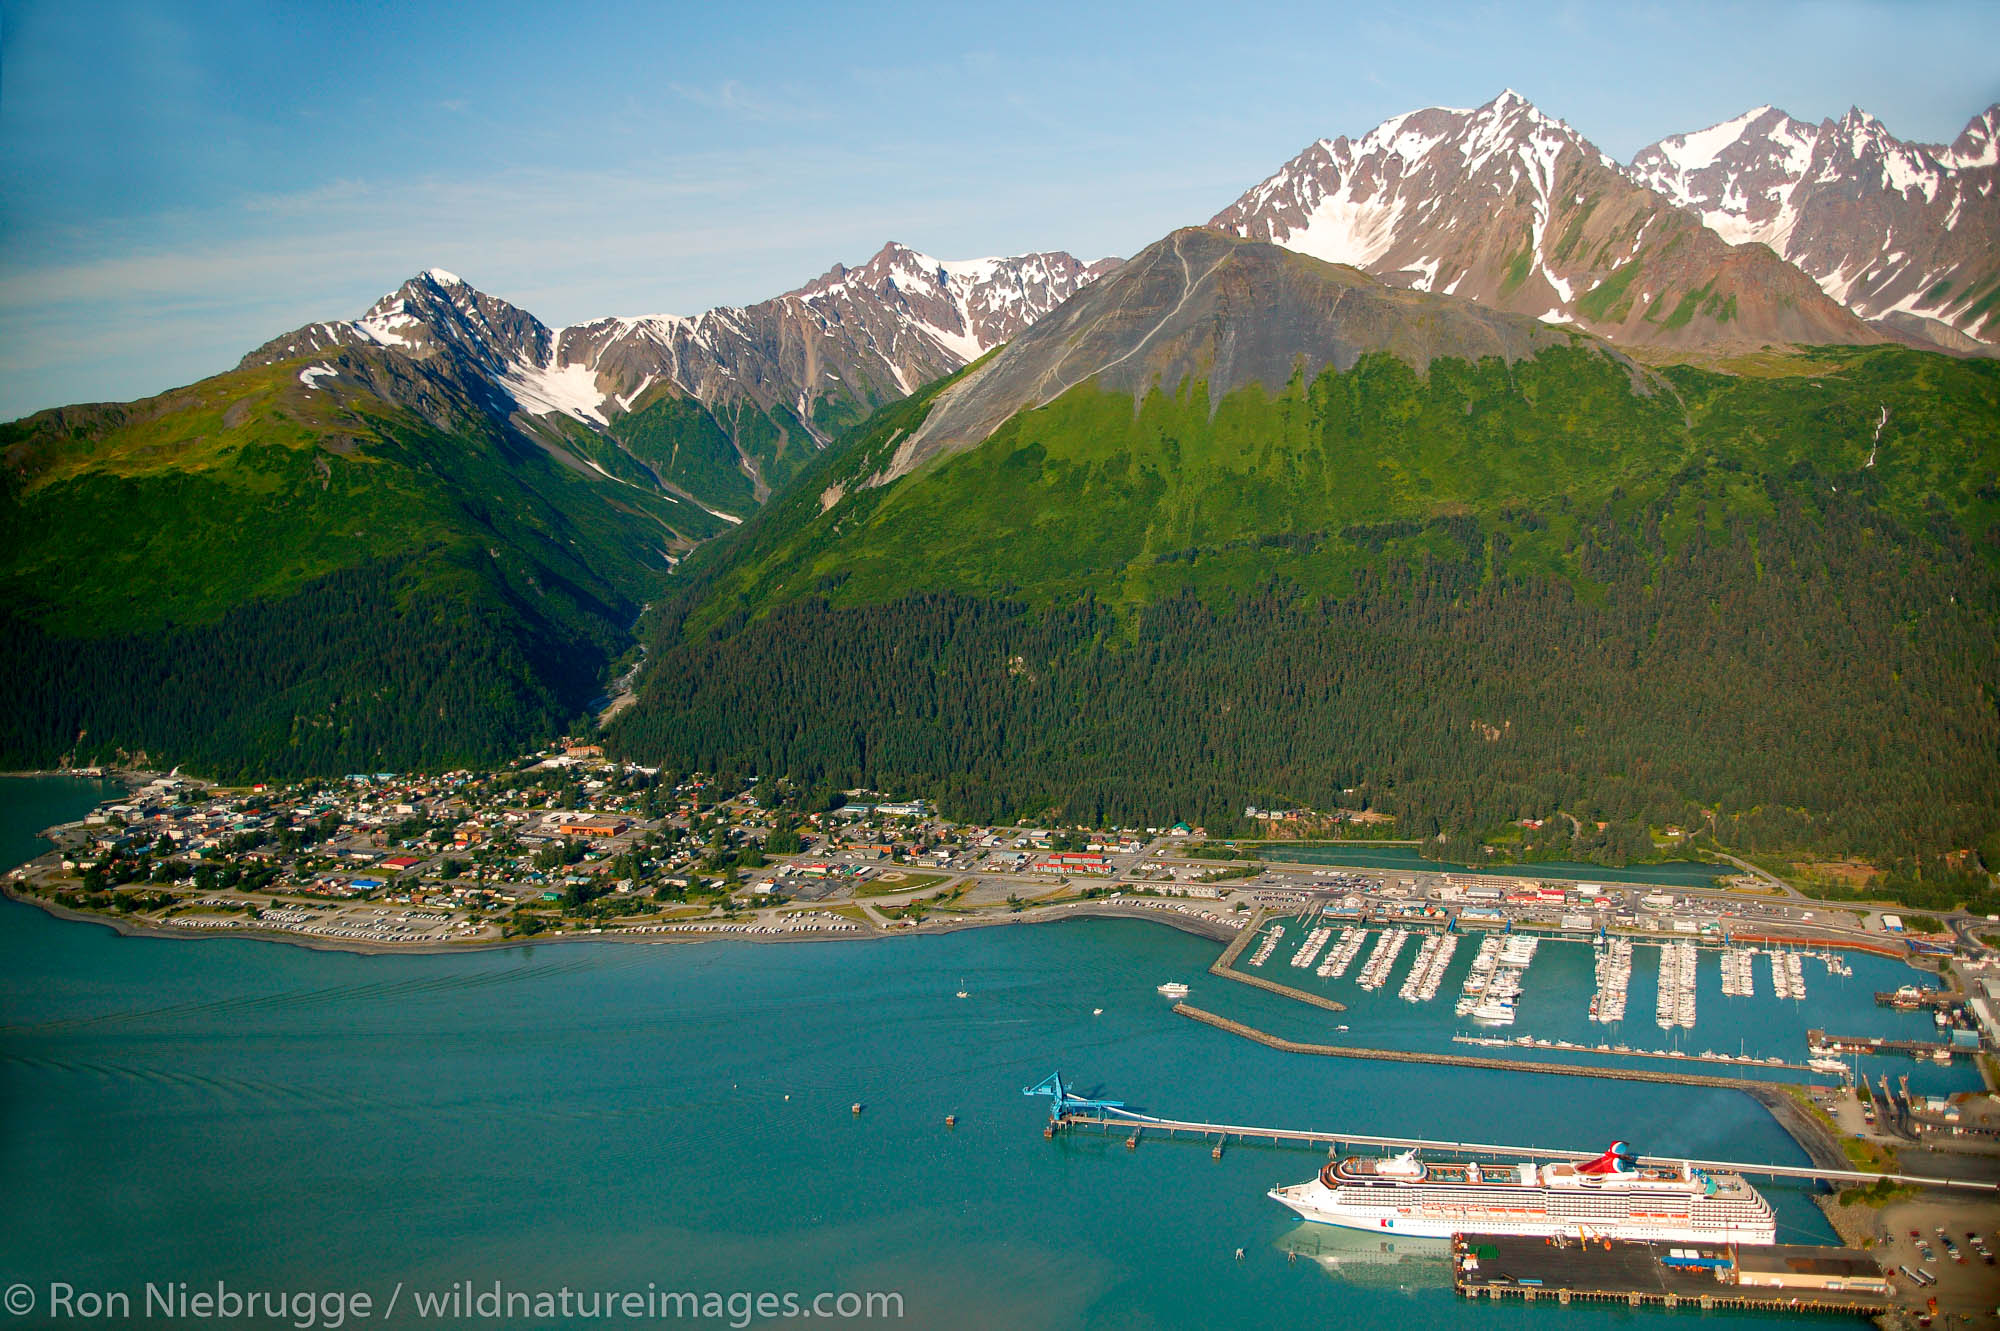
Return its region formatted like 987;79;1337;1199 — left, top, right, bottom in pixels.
1198;906;1982;1098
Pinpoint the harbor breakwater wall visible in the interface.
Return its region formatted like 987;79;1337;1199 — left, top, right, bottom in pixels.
1171;1003;1850;1171
1208;909;1347;1012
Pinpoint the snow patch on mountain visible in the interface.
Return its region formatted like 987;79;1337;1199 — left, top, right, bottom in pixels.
1288;194;1409;270
356;307;421;348
1654;107;1772;173
501;359;608;426
1210;90;1882;351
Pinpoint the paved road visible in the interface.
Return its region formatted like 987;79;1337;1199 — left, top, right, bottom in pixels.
1712;852;1805;900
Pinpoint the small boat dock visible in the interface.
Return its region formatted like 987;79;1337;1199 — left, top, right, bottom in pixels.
1808;1028;1963;1061
1875;987;1958;1010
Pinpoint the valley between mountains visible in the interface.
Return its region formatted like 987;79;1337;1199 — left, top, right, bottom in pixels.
4;90;1996;894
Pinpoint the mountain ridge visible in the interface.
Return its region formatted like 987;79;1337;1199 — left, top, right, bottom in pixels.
239;243;1120;517
1627;100;2000;350
877;226;1642;484
1207;90;1879;354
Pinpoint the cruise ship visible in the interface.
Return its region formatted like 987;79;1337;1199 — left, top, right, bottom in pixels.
1269;1141;1776;1244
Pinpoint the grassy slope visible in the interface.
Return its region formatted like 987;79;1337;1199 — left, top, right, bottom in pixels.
2;353;685;632
697;343;1999;622
599;388;863;522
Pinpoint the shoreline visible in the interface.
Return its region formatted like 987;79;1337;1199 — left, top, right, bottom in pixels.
0;878;1242;957
2;766;158;794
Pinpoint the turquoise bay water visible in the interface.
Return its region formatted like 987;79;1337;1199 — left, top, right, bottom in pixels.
1258;843;1729;886
0;779;1907;1329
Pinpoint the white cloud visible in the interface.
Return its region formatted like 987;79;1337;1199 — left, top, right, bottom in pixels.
668;80;829;124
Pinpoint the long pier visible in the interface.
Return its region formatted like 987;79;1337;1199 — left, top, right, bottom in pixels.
1047;1102;1999;1193
1451;1034;1814;1075
1175;1003;1818;1092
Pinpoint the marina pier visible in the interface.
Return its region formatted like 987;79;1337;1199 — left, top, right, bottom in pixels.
1208;908;1347;1011
1450;1034;1815;1074
1875;987;1959;1010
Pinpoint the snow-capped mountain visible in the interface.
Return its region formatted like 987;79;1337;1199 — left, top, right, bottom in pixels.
1629;103;2000;348
1208;90;1876;351
553;244;1117;437
785;244;1122;384
241;244;1117;510
1626;107;1819;247
248;246;1115;432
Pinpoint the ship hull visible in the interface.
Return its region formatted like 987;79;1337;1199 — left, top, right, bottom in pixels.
1268;1164;1778;1247
1268;1187;1774;1245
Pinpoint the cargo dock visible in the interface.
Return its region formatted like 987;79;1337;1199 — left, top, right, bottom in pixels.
1451;1233;1892;1314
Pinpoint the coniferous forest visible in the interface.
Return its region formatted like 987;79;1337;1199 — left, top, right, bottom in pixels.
0;557;618;780
611;343;2000;895
614;482;1997;869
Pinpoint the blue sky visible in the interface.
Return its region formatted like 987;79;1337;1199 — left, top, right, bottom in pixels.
2;0;1996;420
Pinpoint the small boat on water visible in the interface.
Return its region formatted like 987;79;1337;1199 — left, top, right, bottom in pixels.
1157;982;1191;998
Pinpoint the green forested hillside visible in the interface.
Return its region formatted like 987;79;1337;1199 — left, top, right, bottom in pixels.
613;340;2000;887
1;350;675;776
604;387;855;516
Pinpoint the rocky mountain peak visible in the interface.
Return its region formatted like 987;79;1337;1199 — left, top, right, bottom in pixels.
1210;93;1872;352
1626;105;1816;245
235;239;1121;518
781;241;1120;376
355;270;553;373
1627;100;1999;349
1941;105;2000;169
879;226;1617;484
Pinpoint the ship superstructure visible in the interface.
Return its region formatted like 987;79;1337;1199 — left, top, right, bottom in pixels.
1269;1140;1776;1245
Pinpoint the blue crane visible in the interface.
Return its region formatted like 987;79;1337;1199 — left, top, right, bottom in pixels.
1023;1072;1126;1122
